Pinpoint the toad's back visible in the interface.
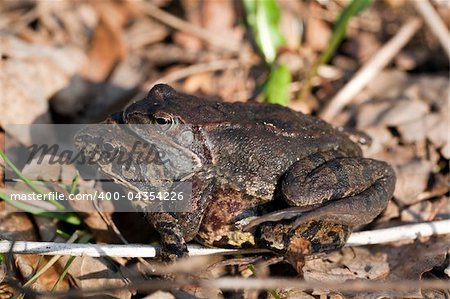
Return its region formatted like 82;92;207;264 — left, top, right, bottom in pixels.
136;86;363;198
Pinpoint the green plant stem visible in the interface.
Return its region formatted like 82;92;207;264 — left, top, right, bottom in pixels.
51;233;91;291
299;0;372;101
0;149;64;210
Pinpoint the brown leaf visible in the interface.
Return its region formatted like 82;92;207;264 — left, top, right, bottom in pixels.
379;98;429;127
173;0;203;52
81;1;138;82
203;0;236;45
374;236;450;298
303;247;389;284
0;35;85;144
425;113;450;159
0;202;37;241
0;131;4;189
305;2;331;52
394;159;432;206
80;18;125;82
401;200;434;222
124;18;168;50
0;203;66;292
59;255;133;299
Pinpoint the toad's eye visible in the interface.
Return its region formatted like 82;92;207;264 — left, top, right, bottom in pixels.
154;116;172;125
102;142;115;151
152;113;179;131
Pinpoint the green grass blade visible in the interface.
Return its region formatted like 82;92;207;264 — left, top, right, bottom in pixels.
51;233;91;291
22;233;79;289
0;192;81;225
265;64;292;104
247;264;281;299
244;0;285;64
69;172;79;195
318;0;372;66
0;149;65;210
300;0;373;101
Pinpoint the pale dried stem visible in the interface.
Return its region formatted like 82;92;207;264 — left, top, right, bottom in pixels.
413;0;450;58
1;219;449;258
320;18;422;121
143;59;241;90
139;2;240;53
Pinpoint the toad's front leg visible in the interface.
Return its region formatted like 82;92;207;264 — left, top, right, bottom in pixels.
146;212;188;261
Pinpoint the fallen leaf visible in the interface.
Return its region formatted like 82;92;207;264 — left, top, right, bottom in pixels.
394;159;432;206
303;247;389;285
0;201;37;241
59;255;133;299
0;35;85;144
124;18;168;51
305;2;331;52
0;202;67;292
425;113;450;159
401;200;433;222
379;98;429;127
0;131;4;189
372;236;450;298
173;0;203;52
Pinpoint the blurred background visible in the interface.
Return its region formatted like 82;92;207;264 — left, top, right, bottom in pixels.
0;0;449;297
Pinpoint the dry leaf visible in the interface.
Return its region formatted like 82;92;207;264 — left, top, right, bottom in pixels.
394;159;432;206
0;131;4;189
0;35;85;144
303;247;389;283
401;200;434;222
0;201;37;241
60;255;133;299
306;2;331;52
372;236;450;298
81;1;138;81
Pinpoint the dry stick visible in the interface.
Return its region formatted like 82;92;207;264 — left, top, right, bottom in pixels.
413;0;450;58
139;2;240;53
320;18;422;122
143;59;241;90
1;219;449;257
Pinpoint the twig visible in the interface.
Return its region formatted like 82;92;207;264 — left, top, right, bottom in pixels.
144;59;241;90
412;0;450;58
138;2;240;53
320;18;422;121
0;220;449;257
346;219;450;246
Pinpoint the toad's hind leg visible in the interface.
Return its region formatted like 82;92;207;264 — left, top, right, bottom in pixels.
281;150;396;227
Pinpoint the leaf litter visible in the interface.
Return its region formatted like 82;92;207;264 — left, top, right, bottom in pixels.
0;0;449;298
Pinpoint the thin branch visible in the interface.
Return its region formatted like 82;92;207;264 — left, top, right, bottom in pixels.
0;220;449;257
320;18;422;122
346;219;450;246
144;59;241;90
139;2;240;53
412;0;450;58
